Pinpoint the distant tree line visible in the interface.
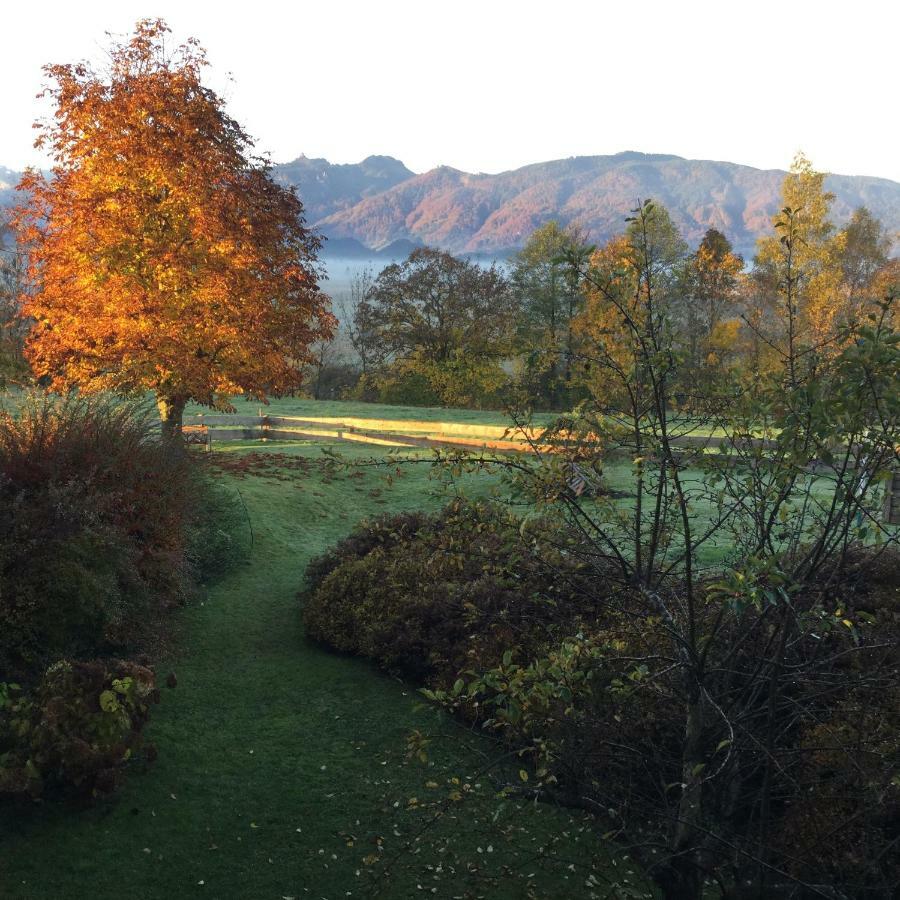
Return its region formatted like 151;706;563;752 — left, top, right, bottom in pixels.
301;154;895;413
2;152;896;419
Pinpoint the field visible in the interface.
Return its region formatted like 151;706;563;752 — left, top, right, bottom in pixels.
2;394;891;899
0;435;647;900
186;395;559;430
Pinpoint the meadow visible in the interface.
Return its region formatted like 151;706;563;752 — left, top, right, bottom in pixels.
186;395;559;430
0;434;646;900
1;393;893;899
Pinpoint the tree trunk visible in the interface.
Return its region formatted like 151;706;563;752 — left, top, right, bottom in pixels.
660;685;705;900
157;395;187;440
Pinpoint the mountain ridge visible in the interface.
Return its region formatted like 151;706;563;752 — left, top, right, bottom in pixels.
308;152;900;257
2;153;898;257
272;153;414;223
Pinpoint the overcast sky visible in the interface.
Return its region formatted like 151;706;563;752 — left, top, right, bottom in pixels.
2;0;897;181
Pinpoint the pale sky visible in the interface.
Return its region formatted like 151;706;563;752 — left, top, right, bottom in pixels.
2;0;897;181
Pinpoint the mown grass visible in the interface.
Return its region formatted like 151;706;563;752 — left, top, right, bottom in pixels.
186;395;559;430
0;395;854;899
3;388;746;439
0;441;650;900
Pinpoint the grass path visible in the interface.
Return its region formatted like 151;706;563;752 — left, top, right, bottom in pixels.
0;444;633;900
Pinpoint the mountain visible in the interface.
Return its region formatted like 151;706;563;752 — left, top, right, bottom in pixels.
0;155;415;228
0;167;19;210
311;153;900;257
3;153;898;259
272;154;414;223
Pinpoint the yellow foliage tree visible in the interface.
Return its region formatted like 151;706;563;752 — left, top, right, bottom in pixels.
573;234;639;409
574;202;685;409
677;228;744;390
749;154;844;376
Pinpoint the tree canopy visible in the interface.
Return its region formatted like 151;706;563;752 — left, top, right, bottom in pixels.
355;247;515;406
14;19;334;432
510;221;590;408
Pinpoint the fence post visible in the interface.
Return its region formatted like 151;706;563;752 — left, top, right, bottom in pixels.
883;467;900;525
188;411;212;452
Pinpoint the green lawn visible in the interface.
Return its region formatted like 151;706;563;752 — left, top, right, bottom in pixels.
2;388;748;440
0;395;872;899
0;442;648;900
191;396;733;438
187;396;558;430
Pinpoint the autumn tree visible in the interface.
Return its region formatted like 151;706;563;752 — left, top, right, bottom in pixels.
574;201;687;409
14;20;334;434
747;154;847;379
870;258;900;322
836;205;893;319
358;247;515;407
436;200;900;899
510;221;590;408
675;228;744;394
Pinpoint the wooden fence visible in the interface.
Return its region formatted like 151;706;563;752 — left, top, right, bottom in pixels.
183;413;900;524
181;413;537;453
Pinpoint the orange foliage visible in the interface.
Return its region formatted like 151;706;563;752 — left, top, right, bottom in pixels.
14;20;334;427
572;235;641;406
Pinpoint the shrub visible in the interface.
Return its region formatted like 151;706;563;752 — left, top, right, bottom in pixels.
368;355;512;410
302;500;599;687
186;479;253;583
0;658;159;800
0;394;227;677
303;509;431;593
432;551;900;899
373;363;443;407
773;690;900;896
308;499;900;897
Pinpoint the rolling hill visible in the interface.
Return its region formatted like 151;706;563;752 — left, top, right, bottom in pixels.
313;153;900;257
0;167;19;209
272;153;414;223
3;153;898;258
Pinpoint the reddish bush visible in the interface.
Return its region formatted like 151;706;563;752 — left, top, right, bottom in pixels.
0;395;208;676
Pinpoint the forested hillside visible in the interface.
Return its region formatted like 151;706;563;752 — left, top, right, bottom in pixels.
3;152;898;257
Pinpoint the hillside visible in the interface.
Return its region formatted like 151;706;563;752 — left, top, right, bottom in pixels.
3;153;898;257
0;167;18;209
314;152;900;256
272;153;414;222
0;155;415;230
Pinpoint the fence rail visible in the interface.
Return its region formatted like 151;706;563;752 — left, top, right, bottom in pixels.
183;413;900;523
181;414;540;452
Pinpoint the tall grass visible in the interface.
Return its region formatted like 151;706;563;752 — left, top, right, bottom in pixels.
0;393;245;678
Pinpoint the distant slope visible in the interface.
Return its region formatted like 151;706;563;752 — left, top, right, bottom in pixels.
0;167;19;212
3;153;898;258
314;153;900;256
0;155;415;232
273;154;414;223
